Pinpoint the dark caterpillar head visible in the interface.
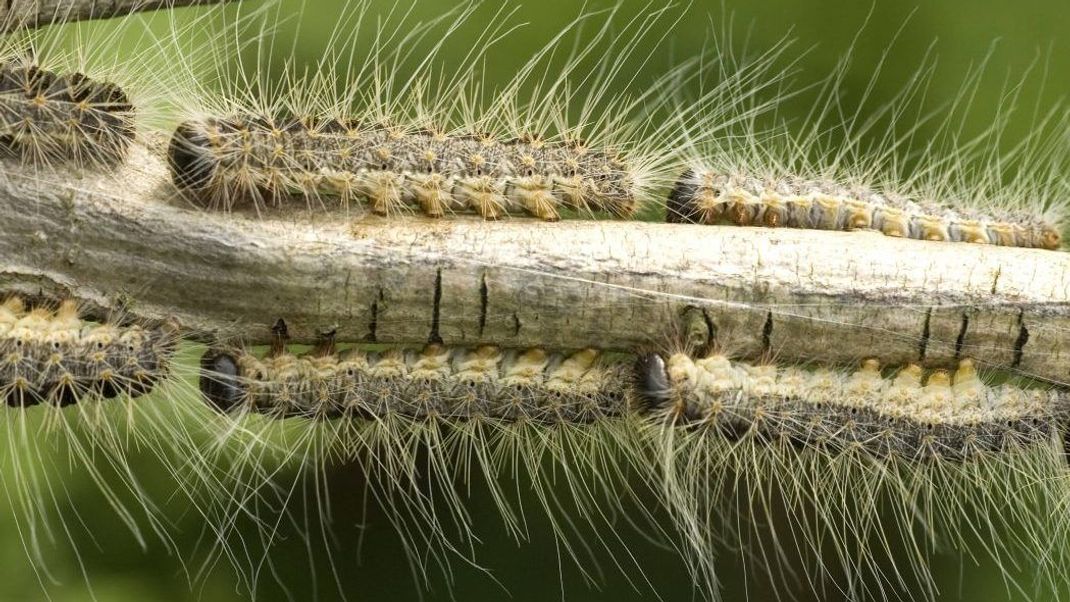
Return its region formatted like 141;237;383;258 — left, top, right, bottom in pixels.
168;119;218;193
665;168;701;224
199;350;243;413
633;353;672;412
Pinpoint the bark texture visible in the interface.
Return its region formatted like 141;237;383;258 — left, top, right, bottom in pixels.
1;146;1069;383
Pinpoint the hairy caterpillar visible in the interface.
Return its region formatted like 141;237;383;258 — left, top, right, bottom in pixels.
646;349;1070;599
0;295;211;591
666;169;1063;250
200;325;627;421
640;371;1070;600
0;0;252;174
0;58;135;167
671;28;1070;253
0;296;178;406
635;352;1065;460
0;12;136;171
169;117;638;220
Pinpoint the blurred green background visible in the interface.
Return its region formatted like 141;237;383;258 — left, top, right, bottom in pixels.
3;0;1070;600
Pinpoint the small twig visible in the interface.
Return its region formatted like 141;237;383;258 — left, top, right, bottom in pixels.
1;0;238;33
2;147;1069;382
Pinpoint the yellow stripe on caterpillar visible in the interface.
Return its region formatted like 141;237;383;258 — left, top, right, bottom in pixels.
667;169;1062;250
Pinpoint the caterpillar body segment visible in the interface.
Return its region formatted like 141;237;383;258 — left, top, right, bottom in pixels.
0;295;204;587
168;115;638;220
0;296;178;407
636;351;1068;460
667;169;1062;250
199;340;629;423
0;58;135;168
0;0;271;176
193;337;665;602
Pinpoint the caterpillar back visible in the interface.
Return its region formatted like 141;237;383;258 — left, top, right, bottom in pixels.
0;58;134;167
0;296;178;407
199;329;628;422
666;168;1063;250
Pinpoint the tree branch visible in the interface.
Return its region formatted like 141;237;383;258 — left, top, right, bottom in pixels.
2;0;237;32
3;146;1069;382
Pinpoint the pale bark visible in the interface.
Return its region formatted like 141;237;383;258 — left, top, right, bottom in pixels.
2;146;1069;383
1;0;235;32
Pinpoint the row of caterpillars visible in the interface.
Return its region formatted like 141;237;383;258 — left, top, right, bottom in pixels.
0;59;1060;247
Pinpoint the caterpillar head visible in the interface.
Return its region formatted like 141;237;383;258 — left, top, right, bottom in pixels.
168;119;218;195
665;169;701;223
633;353;672;412
199;349;243;413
